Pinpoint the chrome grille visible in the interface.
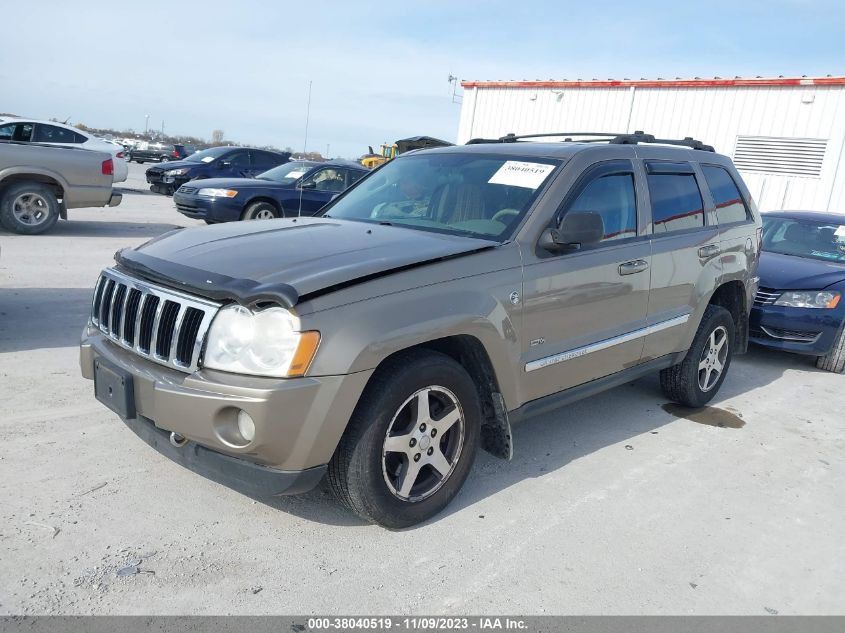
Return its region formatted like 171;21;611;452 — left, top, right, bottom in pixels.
90;268;220;372
754;288;781;306
178;186;197;194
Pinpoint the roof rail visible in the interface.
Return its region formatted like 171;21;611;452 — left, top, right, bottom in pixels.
465;130;715;152
609;131;715;152
466;132;622;144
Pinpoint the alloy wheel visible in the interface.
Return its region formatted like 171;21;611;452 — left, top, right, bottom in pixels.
381;386;466;502
698;325;729;392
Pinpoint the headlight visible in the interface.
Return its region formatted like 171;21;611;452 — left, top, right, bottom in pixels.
203;305;320;377
774;290;841;309
198;188;238;198
166;168;188;176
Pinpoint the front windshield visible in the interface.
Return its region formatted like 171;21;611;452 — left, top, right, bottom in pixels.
257;161;316;184
184;147;232;163
322;153;560;240
762;216;845;263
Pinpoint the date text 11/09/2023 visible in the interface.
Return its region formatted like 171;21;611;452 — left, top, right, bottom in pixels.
306;617;528;631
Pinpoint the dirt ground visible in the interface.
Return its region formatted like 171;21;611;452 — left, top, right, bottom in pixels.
0;163;843;615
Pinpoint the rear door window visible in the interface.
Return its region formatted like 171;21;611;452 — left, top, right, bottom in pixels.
701;165;750;225
646;162;705;233
33;124;86;143
253;150;286;169
347;169;366;186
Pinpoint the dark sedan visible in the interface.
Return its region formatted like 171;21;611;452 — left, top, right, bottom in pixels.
173;160;367;222
146;146;290;195
750;210;845;372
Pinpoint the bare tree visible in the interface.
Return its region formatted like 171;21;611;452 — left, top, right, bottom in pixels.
211;129;225;145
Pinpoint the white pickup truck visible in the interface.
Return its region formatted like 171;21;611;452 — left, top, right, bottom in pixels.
0;141;122;234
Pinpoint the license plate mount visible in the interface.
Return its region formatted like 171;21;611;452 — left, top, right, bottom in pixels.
94;357;136;419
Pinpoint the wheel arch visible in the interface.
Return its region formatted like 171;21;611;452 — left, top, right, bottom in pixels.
707;280;749;353
353;334;513;460
0;171;66;200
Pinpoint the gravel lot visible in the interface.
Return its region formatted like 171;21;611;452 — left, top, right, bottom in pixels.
0;163;843;615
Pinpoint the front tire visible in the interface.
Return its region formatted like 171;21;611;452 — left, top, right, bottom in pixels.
328;350;481;528
0;182;60;235
160;156;169;162
242;201;280;220
660;305;735;407
816;324;845;373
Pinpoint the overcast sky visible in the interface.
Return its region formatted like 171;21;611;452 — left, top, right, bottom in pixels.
2;0;843;157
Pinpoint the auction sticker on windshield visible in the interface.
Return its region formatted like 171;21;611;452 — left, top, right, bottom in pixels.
489;161;556;189
835;225;845;237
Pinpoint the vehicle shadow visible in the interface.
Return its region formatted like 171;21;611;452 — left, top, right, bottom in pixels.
256;346;806;528
0;220;184;238
0;288;93;352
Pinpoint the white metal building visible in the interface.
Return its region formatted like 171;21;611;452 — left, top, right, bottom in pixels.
457;77;845;213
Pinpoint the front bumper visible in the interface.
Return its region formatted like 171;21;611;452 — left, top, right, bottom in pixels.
80;327;373;495
173;191;240;222
146;171;190;195
749;303;844;356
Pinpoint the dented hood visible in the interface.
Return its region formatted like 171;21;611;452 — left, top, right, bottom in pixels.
116;217;497;307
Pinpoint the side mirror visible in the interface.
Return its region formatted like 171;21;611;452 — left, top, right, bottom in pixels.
540;211;604;254
299;181;316;190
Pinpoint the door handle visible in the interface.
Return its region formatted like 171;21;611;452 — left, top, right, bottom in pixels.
698;244;721;258
618;259;649;275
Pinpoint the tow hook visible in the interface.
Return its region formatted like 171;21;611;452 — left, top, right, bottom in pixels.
170;432;188;448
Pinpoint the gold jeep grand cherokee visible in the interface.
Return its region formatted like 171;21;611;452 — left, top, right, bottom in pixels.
81;132;761;528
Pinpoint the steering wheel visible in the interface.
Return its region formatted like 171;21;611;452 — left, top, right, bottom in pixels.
491;208;520;223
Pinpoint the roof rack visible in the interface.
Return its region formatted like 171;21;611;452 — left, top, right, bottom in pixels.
466;130;715;152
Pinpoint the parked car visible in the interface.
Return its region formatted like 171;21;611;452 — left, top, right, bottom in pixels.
80;131;760;527
0;141;121;234
0;118;128;183
128;143;196;164
750;210;845;372
173;160;368;223
145;146;290;195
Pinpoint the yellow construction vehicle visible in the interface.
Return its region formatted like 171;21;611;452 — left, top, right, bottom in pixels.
360;144;398;169
359;137;454;169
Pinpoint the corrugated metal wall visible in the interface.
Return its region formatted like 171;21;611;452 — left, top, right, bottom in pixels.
457;84;845;212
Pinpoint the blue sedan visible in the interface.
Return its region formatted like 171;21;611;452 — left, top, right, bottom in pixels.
173;160;368;223
750;210;845;372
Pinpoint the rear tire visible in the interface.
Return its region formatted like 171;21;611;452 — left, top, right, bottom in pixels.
327;350;481;528
660;305;735;407
242;201;280;220
0;182;60;235
816;325;845;373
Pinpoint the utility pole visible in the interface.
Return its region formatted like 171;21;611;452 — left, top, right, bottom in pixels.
326;143;330;158
145;114;150;134
161;120;165;135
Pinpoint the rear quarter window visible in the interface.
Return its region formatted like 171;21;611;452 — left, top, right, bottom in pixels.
701;164;751;225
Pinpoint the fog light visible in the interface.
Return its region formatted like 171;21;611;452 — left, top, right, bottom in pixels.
237;410;256;442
